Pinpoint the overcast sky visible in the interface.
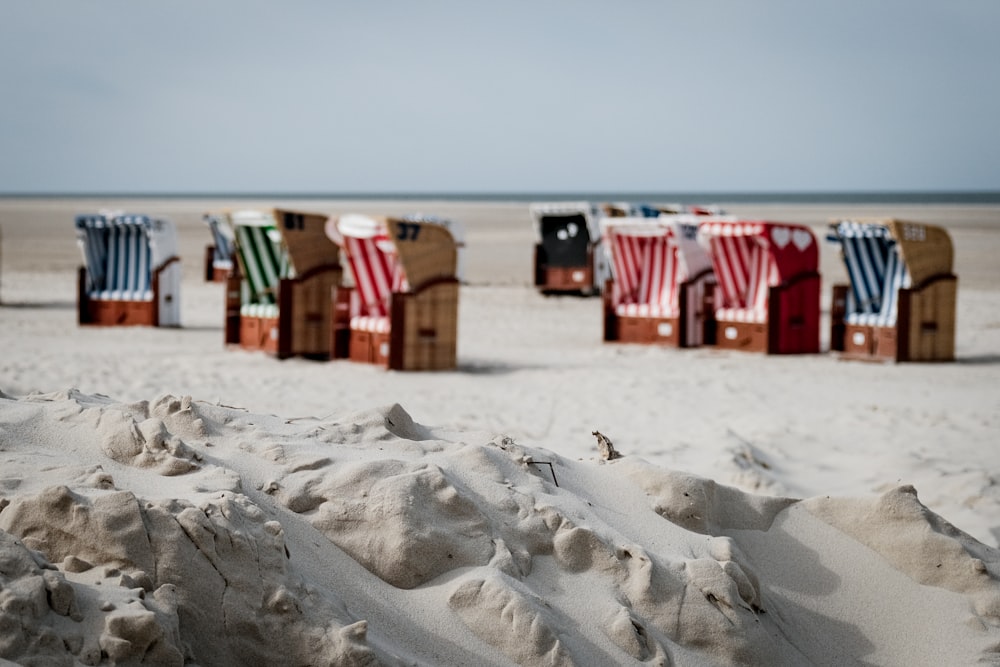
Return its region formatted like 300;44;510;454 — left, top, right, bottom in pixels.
2;1;998;194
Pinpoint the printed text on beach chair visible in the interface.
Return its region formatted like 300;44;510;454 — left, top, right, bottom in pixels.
224;209;342;359
828;219;956;361
698;220;820;354
203;213;235;282
75;213;181;327
601;216;719;347
333;214;459;370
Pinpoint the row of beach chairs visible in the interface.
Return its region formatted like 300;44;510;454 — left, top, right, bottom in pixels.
531;203;956;362
76;208;464;370
73;203;957;367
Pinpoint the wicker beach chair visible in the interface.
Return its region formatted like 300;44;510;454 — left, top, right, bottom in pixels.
224;208;343;359
75;213;181;327
828;219;956;362
697;220;821;354
601;215;720;347
332;214;460;370
202;213;236;282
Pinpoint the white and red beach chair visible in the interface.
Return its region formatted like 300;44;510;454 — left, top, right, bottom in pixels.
828;218;956;361
75;213;181;327
331;214;460;370
698;220;821;354
224;208;343;359
601;215;719;347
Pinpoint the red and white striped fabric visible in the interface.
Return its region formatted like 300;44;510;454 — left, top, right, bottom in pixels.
700;222;777;323
606;224;681;318
337;216;409;324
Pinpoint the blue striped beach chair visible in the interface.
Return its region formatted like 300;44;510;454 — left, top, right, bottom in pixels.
828;219;956;361
224;209;343;359
75;213;181;326
202;213;236;282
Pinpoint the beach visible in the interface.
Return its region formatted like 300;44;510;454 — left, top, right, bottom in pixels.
1;197;999;665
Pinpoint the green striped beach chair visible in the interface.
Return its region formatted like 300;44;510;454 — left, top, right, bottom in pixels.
224;209;342;358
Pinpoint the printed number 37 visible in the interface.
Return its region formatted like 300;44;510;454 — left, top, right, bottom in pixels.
397;222;421;241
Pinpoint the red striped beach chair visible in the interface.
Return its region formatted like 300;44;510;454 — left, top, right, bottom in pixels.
530;201;714;296
332;214;460;370
601;215;720;347
828;218;956;362
224;208;343;359
75;213;181;327
698;220;821;354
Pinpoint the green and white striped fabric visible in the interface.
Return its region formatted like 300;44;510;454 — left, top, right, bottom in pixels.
229;211;290;315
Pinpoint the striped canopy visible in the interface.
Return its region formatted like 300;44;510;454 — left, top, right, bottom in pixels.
829;220;912;326
229;210;290;307
75;213;175;299
698;220;818;320
337;214;408;319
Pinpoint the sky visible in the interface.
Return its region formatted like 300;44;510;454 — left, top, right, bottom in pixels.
1;1;999;194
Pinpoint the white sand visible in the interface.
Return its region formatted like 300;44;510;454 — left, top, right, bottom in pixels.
1;197;999;665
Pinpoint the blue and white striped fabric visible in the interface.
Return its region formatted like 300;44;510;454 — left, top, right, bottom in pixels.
75;214;154;300
832;221;911;327
204;214;235;268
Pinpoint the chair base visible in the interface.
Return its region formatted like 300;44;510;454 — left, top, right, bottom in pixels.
210;267;231;283
614;315;681;346
714;320;768;353
80;299;156;327
204;245;231;283
538;265;594;294
239;315;280;355
348;329;391;366
78;263;179;328
840;324;899;362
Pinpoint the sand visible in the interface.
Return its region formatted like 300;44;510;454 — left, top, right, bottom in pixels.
0;197;998;665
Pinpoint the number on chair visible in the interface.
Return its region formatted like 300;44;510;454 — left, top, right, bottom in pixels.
397;222;421;241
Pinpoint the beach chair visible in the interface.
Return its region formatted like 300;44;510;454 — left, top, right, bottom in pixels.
828;219;956;362
202;213;235;282
224;208;343;359
75;213;181;327
332;214;460;370
530;202;606;295
698;220;821;354
601;215;719;347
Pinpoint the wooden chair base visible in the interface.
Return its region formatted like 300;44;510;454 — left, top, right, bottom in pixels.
714;320;768;353
349;329;391;366
841;324;898;362
239;315;280;354
81;299;156;327
538;266;594;294
614;315;681;346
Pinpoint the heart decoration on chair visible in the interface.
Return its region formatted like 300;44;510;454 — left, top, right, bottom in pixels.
792;229;813;251
771;226;791;248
